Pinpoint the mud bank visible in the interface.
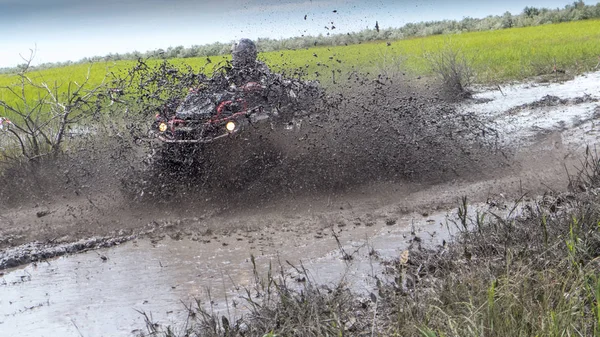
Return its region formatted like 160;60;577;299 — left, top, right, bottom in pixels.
0;235;135;270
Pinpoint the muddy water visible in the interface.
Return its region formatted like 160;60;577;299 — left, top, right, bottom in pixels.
464;70;600;147
0;210;455;337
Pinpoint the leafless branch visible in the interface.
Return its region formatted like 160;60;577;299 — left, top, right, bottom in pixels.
0;50;107;160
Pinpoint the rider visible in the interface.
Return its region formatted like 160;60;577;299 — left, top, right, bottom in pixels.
228;38;323;118
227;38;271;86
198;38;320;120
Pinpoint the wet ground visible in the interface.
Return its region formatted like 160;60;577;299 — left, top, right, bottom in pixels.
1;70;600;336
1;209;455;337
465;71;600;148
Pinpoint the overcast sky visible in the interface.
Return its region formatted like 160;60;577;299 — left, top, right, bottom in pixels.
0;0;574;67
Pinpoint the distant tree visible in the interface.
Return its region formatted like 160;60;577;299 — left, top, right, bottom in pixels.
523;6;541;18
501;11;514;28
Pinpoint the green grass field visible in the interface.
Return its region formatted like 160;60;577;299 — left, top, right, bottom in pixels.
1;19;599;114
263;18;600;83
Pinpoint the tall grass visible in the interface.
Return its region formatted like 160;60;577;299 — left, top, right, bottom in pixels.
378;149;600;336
263;19;600;84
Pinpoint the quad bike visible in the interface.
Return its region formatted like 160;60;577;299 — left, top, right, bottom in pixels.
146;69;323;143
143;75;322;164
149;81;271;144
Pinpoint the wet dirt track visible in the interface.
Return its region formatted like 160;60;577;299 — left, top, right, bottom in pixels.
1;71;600;336
0;210;454;337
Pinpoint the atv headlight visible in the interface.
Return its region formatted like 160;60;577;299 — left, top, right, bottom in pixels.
158;122;168;133
226;121;236;132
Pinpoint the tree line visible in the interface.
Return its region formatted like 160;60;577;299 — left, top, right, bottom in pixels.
1;1;599;74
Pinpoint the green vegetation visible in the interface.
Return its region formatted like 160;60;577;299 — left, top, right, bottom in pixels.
1;18;599;102
380;151;600;336
263;19;600;84
0;57;228;122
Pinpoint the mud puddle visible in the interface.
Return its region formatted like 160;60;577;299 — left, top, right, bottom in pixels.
0;208;460;337
463;70;600;148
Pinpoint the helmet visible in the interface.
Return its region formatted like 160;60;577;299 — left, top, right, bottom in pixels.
231;38;257;68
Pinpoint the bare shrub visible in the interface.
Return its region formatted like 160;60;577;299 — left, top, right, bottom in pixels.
566;145;600;192
376;46;406;78
424;41;475;100
0;52;136;208
0;51;107;161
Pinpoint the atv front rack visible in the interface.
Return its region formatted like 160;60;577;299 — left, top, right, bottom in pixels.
137;110;273;145
156;131;233;144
